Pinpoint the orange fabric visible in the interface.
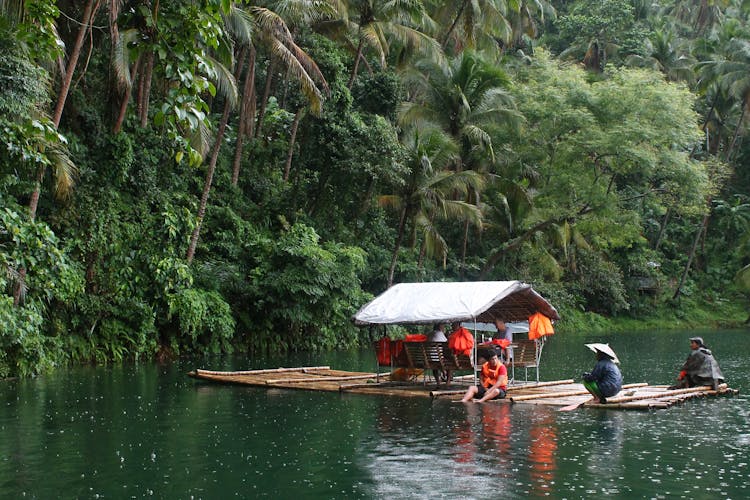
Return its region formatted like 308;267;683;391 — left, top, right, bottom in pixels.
404;334;427;342
528;312;554;340
375;338;392;365
481;361;507;389
448;327;474;356
481;338;511;349
529;414;557;495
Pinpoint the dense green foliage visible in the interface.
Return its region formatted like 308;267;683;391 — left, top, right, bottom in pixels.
2;0;750;376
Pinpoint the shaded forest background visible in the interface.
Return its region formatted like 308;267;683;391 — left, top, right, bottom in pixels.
3;0;750;376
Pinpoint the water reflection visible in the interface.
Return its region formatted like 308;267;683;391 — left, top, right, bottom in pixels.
1;329;749;498
528;410;557;496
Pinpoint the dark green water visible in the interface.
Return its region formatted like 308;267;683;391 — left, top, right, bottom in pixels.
1;329;749;499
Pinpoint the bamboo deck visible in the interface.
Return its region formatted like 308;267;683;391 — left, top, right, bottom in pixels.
188;366;739;410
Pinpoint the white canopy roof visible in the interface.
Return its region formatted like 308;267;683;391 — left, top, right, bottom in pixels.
353;281;559;326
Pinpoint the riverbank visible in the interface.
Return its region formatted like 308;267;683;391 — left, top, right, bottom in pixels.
558;294;748;334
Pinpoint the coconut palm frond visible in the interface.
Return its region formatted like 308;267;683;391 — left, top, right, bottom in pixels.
223;5;255;48
112;28;140;90
47;145;77;200
385;23;446;67
265;38;325;114
463;124;494;160
438;199;482;226
185;119;212;162
203;54;239;108
273;0;338;25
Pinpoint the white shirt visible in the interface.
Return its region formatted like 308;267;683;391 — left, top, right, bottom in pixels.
428;330;447;342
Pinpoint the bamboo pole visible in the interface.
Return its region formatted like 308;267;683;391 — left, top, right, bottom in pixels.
194;366;330;376
586;401;673;410
603;384;724;404
510;382;649;402
431;379;578;399
266;373;378;384
509;379;576;389
340;381;414;391
579;384;727;408
430;389;468;397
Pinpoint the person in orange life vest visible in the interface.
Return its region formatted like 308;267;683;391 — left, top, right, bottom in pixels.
460;350;508;403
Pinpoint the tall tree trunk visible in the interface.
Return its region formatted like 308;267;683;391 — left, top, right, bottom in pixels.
113;55;142;134
283;108;303;182
255;58;275;137
417;238;427;279
673;211;710;300
186;101;233;263
280;66;290;109
725;99;747;161
139;51;154;127
442;0;469;49
348;38;364;88
459;219;470;280
653;208;670;251
232;45;256;186
387;207;409;287
52;0;98;128
138;0;160;127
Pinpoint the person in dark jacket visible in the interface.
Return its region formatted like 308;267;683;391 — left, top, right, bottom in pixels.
582;344;623;404
670;337;725;390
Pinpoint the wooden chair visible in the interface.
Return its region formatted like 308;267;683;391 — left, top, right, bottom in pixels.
444;350;475;371
512;338;544;383
403;342;451;385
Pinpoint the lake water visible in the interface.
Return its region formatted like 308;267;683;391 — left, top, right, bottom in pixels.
1;328;749;498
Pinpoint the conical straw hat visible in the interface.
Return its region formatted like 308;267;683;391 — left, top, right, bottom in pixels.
585;343;620;364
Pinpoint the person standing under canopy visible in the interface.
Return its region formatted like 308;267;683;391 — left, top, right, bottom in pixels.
670;337;725;390
581;343;623;404
427;323;448;386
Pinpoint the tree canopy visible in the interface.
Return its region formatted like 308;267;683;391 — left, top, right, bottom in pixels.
1;0;750;376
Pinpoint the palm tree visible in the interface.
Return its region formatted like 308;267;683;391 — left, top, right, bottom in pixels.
399;51;520;274
379;126;483;286
626;28;696;84
186;4;329;262
697;36;750;161
427;0;552;55
399;51;517;169
316;0;442;88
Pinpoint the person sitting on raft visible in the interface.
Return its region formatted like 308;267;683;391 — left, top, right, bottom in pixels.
581;343;622;404
460;350;508;403
669;336;725;391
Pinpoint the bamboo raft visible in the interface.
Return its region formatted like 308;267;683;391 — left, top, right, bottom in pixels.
188;367;739;409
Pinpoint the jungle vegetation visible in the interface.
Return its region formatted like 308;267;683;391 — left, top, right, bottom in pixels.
2;0;750;376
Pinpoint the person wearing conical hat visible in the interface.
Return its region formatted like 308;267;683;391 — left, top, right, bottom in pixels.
581;343;623;404
670;337;725;390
